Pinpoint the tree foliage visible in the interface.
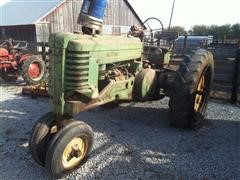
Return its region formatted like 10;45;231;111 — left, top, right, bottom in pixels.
168;26;187;36
189;24;240;40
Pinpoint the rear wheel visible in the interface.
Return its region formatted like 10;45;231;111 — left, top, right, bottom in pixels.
21;56;46;85
169;49;214;128
46;120;93;178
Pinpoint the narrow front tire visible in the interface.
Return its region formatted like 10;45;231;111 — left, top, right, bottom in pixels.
46;120;94;178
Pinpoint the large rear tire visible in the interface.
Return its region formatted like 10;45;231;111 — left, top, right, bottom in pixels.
169;49;214;128
21;56;46;85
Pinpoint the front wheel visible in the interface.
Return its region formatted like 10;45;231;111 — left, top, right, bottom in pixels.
169;49;214;128
29;112;56;166
21;56;46;85
46;120;94;178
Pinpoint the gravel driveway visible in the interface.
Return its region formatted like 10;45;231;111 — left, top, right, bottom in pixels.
0;80;239;180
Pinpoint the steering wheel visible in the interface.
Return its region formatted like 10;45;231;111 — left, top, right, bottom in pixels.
143;17;164;43
14;41;28;50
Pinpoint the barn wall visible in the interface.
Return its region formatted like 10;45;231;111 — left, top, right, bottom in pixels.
41;1;75;33
104;0;142;27
35;23;51;42
37;0;143;41
0;25;36;42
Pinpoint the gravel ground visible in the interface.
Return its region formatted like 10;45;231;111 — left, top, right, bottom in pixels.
0;80;239;180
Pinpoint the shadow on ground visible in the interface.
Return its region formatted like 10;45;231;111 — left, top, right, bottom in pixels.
0;83;239;179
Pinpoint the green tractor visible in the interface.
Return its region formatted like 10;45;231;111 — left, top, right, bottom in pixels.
29;1;214;178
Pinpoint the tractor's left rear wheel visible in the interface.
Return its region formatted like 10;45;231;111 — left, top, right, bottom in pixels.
169;49;214;128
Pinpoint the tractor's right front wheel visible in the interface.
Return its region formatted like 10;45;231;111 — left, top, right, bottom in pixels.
169;49;214;128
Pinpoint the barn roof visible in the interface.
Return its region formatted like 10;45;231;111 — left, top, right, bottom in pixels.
0;0;143;27
0;0;65;26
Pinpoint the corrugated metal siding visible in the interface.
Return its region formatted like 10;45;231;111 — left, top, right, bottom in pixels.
0;0;63;26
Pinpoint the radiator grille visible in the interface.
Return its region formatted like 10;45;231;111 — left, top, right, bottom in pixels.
65;50;90;90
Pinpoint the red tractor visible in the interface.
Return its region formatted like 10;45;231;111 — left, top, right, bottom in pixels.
0;39;46;85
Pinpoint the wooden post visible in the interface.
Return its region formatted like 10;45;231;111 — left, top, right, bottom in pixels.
41;41;46;62
184;35;188;49
231;48;240;104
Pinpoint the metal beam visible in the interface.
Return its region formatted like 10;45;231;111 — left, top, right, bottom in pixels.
168;0;176;30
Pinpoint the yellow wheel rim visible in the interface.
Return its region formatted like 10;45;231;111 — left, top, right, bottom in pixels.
62;137;88;169
194;74;205;113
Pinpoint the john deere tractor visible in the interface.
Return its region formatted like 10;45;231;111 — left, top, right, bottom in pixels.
29;0;214;178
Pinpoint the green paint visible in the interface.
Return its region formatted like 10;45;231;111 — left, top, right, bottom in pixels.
88;57;99;91
48;32;142;115
65;77;135;114
163;51;172;65
48;33;77;115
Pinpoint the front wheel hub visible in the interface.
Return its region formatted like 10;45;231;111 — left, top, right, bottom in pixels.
62;137;87;169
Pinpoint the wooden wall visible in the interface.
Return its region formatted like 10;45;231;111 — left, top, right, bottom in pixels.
35;23;51;42
37;0;143;41
209;45;240;103
104;0;142;27
40;1;77;34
